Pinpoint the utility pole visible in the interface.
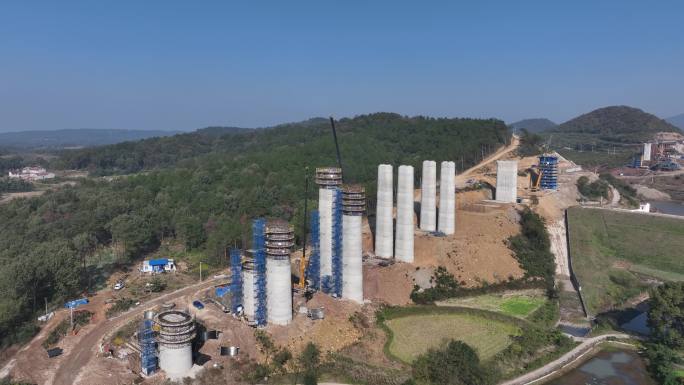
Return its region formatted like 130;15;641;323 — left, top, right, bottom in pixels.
70;306;74;329
199;262;203;282
45;297;48;317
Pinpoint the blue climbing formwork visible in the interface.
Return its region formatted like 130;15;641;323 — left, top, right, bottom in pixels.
230;248;242;314
331;187;343;297
538;155;558;190
139;318;157;375
252;218;267;327
306;210;321;291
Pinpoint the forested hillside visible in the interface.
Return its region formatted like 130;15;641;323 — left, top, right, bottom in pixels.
0;113;509;347
551;105;680;144
0;128;186;151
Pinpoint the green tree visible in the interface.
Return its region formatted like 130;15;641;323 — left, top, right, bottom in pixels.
412;340;493;385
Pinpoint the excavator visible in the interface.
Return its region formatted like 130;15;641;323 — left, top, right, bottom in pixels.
529;167;543;192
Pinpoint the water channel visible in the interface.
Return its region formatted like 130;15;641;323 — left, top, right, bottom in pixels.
546;348;654;385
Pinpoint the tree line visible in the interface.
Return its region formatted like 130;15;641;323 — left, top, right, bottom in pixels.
0;113;509;348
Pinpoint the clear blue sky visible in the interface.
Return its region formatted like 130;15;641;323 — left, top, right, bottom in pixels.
1;1;682;132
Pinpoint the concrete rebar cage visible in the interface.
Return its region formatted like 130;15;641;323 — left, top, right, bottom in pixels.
315;167;343;291
342;184;365;303
155;310;196;378
265;219;294;325
495;160;518;203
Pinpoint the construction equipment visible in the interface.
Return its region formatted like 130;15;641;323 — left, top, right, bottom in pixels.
529;168;543;191
296;168;310;291
296;117;345;292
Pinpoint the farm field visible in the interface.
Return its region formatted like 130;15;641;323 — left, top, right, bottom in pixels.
384;312;519;363
567;207;684;314
437;289;546;319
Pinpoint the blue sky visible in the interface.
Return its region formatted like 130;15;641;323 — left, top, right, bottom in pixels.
0;1;682;132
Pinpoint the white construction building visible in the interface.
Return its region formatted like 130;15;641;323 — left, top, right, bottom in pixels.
420;160;437;232
495;160;518;203
438;161;456;235
395;165;414;262
342;185;365;303
375;164;394;258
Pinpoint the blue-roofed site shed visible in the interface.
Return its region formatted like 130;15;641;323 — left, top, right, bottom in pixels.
140;258;177;274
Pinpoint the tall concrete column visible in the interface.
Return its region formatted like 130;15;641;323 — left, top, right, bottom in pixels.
395;165;414;262
495;160;518;203
438;161;455;235
420;160;437;231
375;164;394;258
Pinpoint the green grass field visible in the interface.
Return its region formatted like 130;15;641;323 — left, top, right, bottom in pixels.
384;313;520;363
567;207;684;314
437;290;546;319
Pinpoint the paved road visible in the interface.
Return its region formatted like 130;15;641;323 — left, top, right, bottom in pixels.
51;278;221;385
500;334;632;385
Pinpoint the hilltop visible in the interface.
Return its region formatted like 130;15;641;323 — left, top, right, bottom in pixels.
667;113;684;130
552;105;680;143
0;128;183;150
508;118;557;133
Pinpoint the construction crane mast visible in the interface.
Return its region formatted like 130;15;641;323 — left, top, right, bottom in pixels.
297;117;345;291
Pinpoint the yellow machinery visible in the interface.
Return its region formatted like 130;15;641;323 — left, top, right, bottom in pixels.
529;168;543;192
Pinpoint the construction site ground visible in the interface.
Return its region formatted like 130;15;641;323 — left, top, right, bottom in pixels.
2;138;607;384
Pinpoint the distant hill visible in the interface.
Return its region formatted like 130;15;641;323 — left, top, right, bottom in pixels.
508;118;557;133
551;106;681;144
0;128;183;150
666;113;684;130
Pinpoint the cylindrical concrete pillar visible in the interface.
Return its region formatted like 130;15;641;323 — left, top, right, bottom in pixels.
375;164;394;258
242;268;255;321
395;165;414;262
342;215;363;303
420;160;437;231
266;257;292;325
438;161;455;235
319;188;333;278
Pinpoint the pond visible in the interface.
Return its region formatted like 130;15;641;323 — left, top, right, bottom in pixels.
546;348;654;385
650;200;684;216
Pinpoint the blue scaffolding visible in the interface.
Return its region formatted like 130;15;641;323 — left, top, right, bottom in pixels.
252;218;267;327
139;319;157;375
306;210;321;291
539;155;558;190
230;248;242;314
331;187;343;297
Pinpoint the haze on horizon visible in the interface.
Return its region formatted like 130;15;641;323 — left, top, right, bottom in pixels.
1;0;682;133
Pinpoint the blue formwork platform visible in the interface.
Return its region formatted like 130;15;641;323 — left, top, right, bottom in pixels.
139;319;157;375
539;155;558;190
307;210;321;291
331;187;343;298
252;218;267;327
230;248;242;314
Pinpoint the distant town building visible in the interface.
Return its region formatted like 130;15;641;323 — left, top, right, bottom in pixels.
140;258;177;274
8;166;55;181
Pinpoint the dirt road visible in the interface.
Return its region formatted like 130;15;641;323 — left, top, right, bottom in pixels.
50;278;222;385
455;135;520;186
